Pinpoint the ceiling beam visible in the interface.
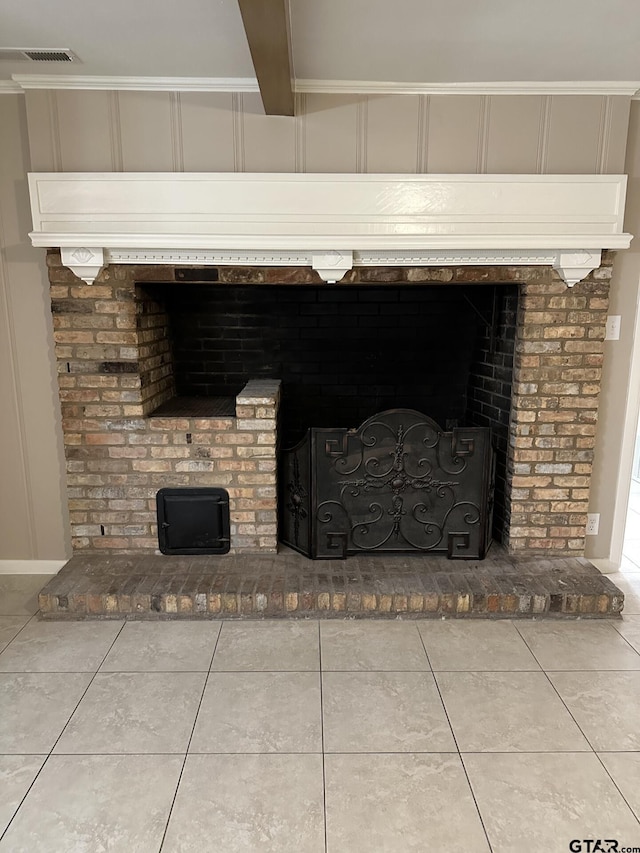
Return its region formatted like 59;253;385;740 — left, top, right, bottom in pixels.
237;0;294;116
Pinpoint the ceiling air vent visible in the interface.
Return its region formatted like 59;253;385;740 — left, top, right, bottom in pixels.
0;48;78;62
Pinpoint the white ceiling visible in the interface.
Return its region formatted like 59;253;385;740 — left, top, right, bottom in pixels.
2;0;640;89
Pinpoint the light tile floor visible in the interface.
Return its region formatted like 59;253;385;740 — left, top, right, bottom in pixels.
2;574;640;852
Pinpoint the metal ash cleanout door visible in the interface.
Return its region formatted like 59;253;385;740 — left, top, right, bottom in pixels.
156;488;230;555
281;409;495;560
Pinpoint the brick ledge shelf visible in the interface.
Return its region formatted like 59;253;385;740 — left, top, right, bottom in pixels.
38;549;624;620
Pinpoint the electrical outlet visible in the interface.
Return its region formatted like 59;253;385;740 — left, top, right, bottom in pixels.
605;315;621;340
586;513;600;535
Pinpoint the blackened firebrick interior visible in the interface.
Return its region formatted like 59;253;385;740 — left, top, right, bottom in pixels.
139;282;518;542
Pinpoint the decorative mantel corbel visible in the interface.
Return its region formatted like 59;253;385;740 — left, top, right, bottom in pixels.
60;247;105;285
552;251;602;287
311;251;354;283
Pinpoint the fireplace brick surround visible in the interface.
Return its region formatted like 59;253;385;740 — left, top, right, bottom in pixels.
47;249;613;558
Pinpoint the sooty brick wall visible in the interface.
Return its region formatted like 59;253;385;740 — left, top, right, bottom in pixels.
144;284;500;445
465;286;519;544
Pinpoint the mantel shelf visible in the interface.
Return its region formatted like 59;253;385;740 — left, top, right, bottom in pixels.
27;172;632;286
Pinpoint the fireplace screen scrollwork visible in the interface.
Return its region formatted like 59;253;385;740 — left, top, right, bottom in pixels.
280;409;494;559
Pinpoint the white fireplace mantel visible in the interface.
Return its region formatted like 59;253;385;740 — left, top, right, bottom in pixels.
27;173;632;286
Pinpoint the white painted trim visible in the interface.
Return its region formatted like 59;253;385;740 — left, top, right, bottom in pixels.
0;560;66;575
106;248;566;266
35;236;632;252
12;74;261;92
297;79;640;97
60;247;104;285
0;80;24;95
51;247;606;286
9;74;640;97
26;172;631;286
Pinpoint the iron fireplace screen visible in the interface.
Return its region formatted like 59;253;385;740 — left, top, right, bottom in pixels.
156;487;230;555
281;409;494;559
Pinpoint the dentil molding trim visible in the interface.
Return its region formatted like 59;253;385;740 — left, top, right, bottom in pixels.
28;172;632;286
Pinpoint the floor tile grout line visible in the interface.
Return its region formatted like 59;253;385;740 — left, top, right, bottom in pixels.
573;619;640;664
0;618;128;845
432;667;640;673
318;622;329;853
0;669;216;674
8;749;634;756
413;623;435;673
157;620;223;852
514;624;601;758
592;752;640;827
416;628;495;853
513;624;640;671
608;620;640;657
0;753;49;843
0;611;39;655
208;620;226;673
207;667;323;673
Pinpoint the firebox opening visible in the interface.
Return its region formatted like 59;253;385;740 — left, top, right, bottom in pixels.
137;281;518;544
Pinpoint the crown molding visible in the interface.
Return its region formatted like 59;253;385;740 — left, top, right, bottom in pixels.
9;74;640;97
296;79;640;97
11;75;260;92
0;79;24;94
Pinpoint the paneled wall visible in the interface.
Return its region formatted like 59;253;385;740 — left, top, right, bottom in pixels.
0;95;70;565
24;90;630;175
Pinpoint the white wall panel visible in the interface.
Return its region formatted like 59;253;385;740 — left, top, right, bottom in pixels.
365;94;420;173
603;97;632;175
118;91;175;171
303;94;360;172
485;95;543;174
24;90;60;172
56;90;114;171
180;92;236;172
426;95;484;173
546;95;605;173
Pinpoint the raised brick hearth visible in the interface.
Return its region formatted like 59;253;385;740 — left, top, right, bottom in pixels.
38;547;624;619
49;250;613;558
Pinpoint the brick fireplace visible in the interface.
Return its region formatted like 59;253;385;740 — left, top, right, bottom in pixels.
48;251;612;558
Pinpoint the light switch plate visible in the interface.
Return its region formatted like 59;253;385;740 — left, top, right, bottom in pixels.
605;315;621;340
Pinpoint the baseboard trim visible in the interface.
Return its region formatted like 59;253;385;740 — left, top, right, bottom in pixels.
0;559;67;575
588;558;620;574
